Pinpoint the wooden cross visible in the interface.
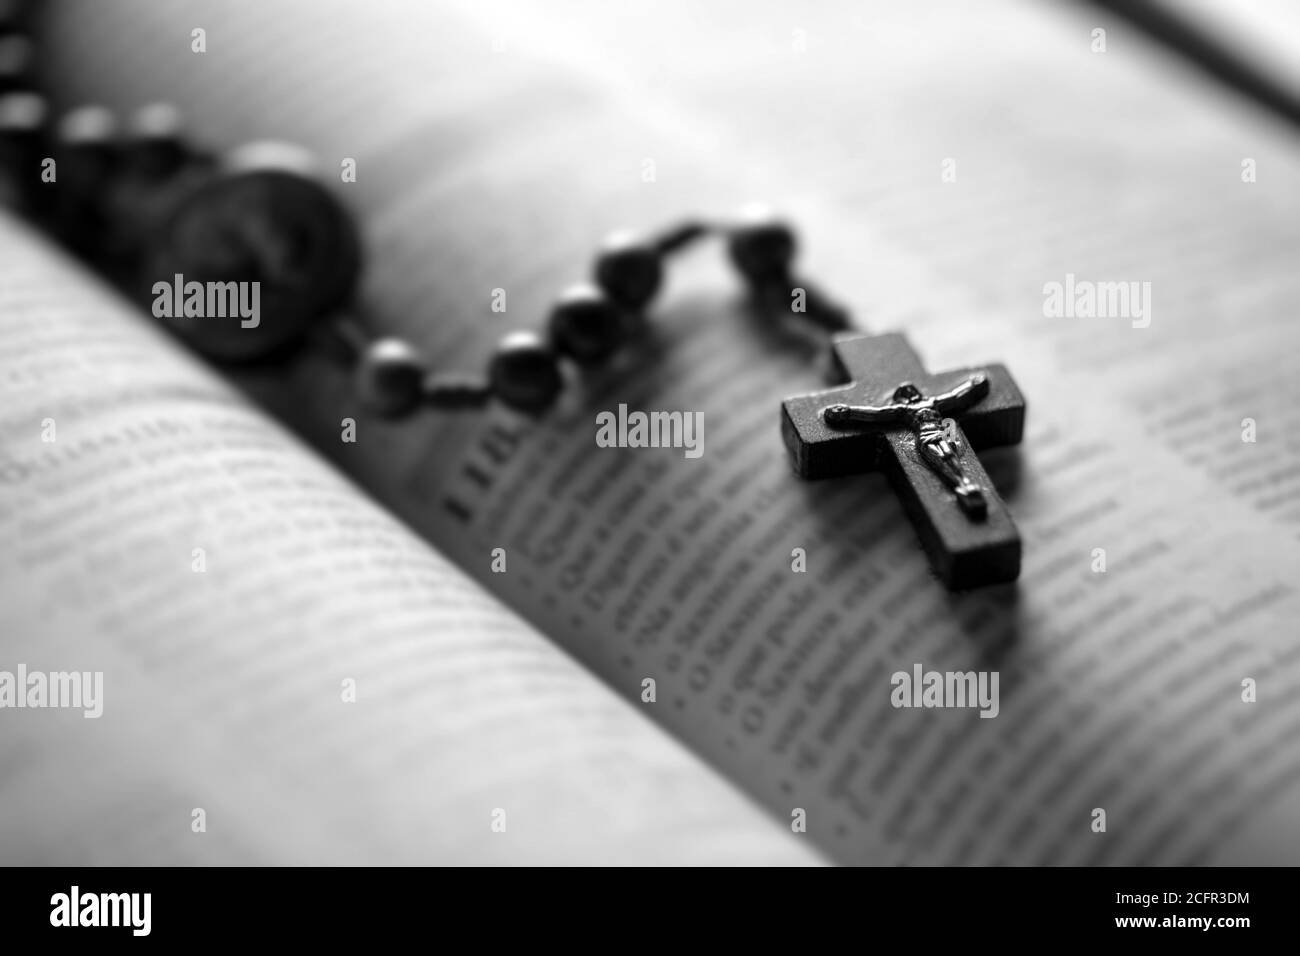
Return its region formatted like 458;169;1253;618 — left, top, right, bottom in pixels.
781;332;1026;589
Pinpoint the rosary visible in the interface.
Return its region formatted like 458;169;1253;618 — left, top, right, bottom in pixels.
0;6;1026;590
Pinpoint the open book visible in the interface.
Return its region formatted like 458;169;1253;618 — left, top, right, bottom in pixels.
5;0;1300;865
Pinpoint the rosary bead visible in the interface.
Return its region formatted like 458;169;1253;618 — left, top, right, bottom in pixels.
56;108;118;191
548;283;628;364
0;89;43;143
356;337;427;418
0;91;47;210
0;0;30;32
123;102;190;181
0;33;32;94
53;106;119;250
488;331;563;412
57;105;118;161
594;232;662;309
727;207;796;286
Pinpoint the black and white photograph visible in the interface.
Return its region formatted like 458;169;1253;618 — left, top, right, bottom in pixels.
1;0;1296;938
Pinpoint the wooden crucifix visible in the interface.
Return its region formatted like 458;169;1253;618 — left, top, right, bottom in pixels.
781;332;1026;590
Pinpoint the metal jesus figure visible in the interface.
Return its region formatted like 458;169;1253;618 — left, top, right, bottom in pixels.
781;332;1026;590
822;374;991;519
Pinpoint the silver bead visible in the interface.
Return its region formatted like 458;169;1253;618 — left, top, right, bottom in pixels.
727;204;796;286
356;337;427;418
488;331;563;412
548;283;629;364
594;231;662;310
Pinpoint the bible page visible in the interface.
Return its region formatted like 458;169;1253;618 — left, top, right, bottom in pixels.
0;213;818;865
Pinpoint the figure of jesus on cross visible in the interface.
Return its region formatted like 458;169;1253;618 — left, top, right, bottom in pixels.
781;332;1026;590
823;374;992;518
